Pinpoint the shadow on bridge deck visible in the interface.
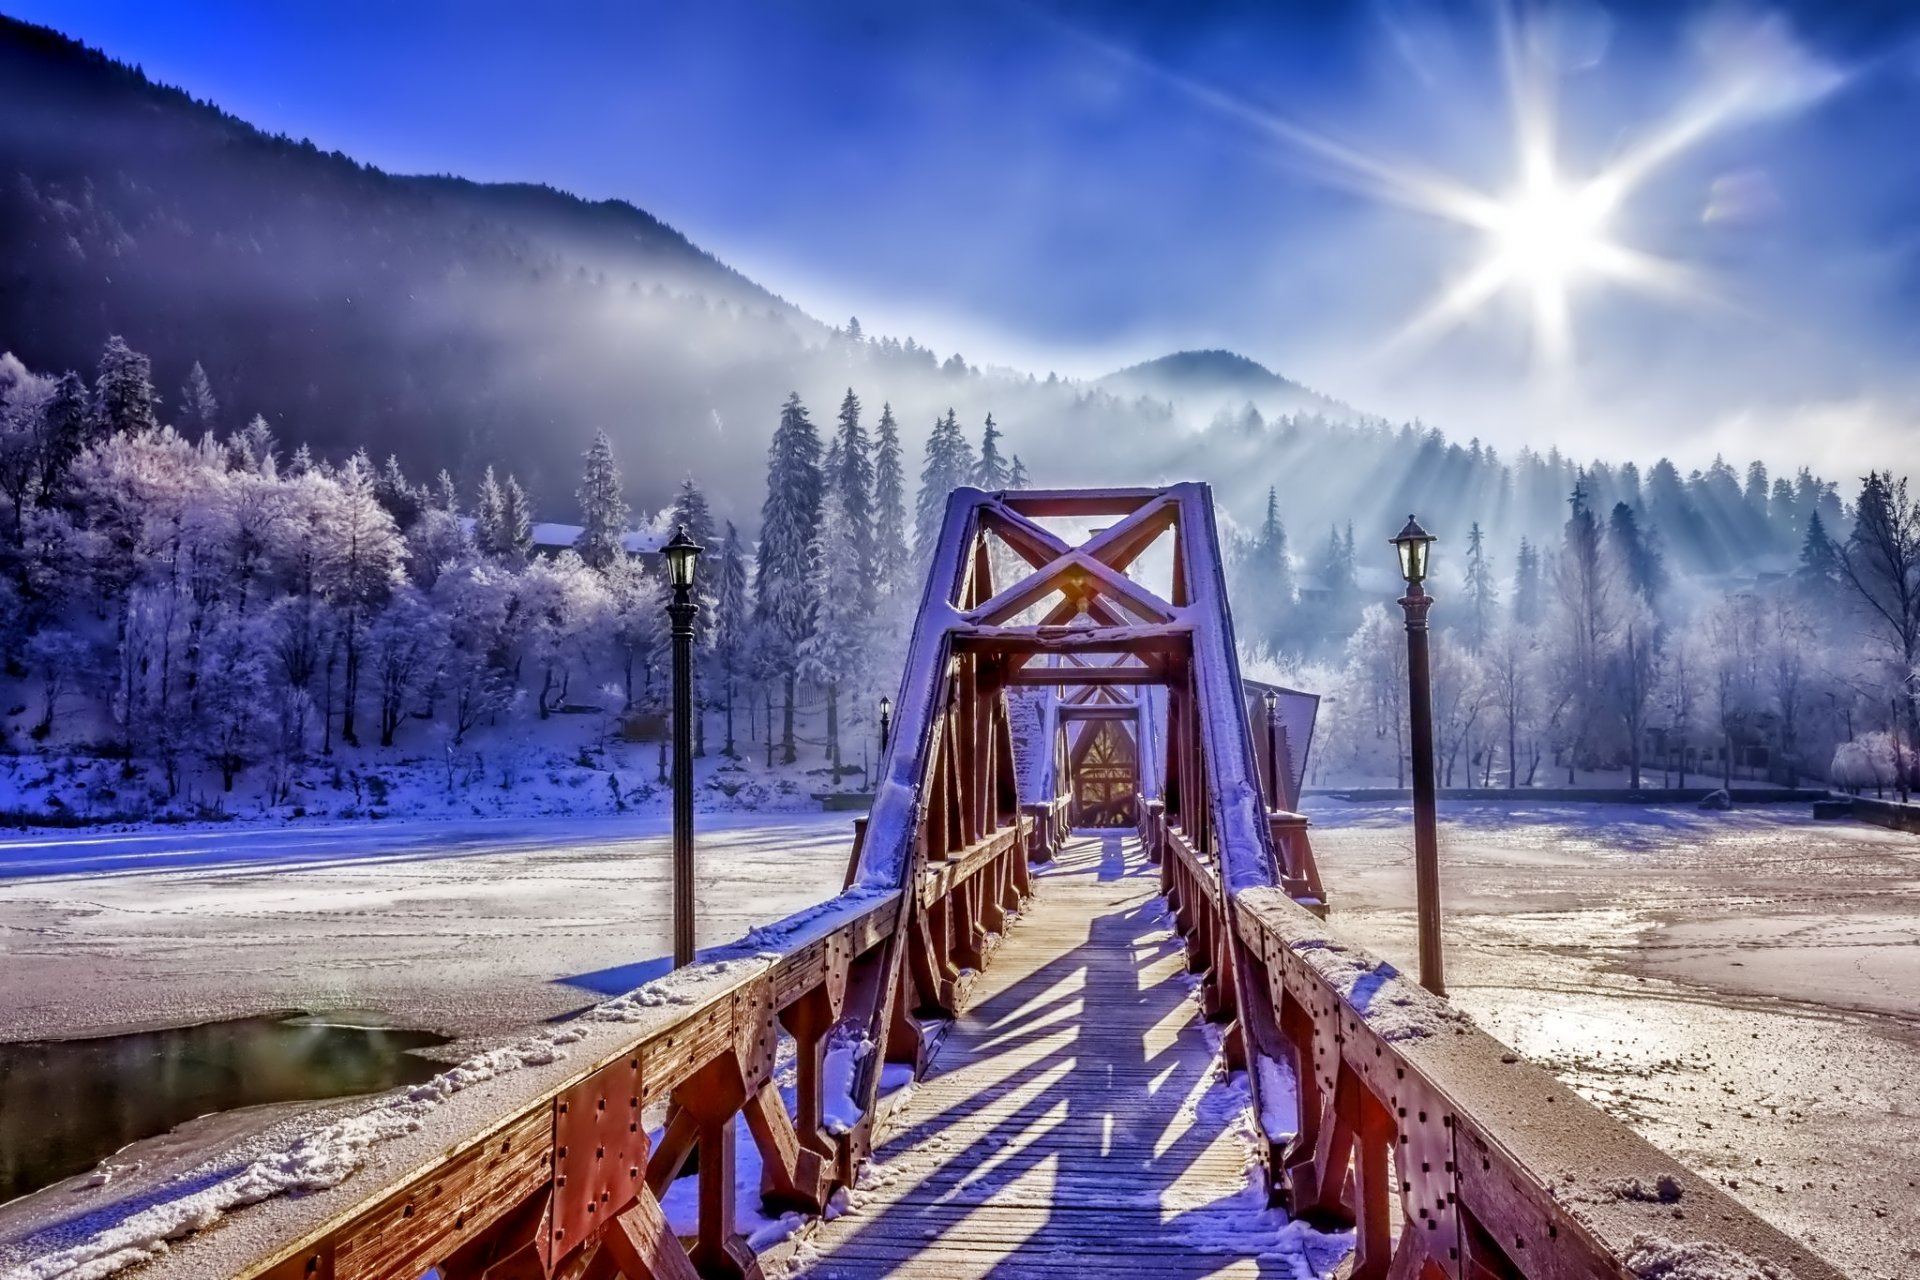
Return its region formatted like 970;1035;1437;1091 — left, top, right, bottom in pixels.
788;833;1351;1278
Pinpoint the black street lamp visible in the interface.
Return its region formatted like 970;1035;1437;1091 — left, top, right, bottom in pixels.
1261;687;1280;810
1390;515;1446;997
663;525;703;969
878;695;893;755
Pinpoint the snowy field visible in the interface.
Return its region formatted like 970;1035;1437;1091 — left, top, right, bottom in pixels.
0;811;856;1043
1304;800;1920;1280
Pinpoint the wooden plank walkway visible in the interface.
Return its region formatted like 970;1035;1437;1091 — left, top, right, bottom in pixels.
790;833;1337;1278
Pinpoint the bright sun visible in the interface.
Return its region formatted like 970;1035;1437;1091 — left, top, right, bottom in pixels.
1488;175;1614;289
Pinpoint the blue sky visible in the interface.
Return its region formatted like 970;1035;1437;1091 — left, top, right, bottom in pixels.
10;0;1919;470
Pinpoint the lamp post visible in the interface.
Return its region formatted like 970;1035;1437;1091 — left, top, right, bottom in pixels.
878;695;893;755
1261;688;1280;810
663;525;703;969
1390;515;1445;997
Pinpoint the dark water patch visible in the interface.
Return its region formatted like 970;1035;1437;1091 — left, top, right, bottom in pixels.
0;1012;449;1203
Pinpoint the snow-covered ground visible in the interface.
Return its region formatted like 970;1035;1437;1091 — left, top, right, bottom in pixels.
1304;799;1920;1280
0;810;856;1043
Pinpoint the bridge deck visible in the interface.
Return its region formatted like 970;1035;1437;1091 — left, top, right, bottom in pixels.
794;833;1327;1278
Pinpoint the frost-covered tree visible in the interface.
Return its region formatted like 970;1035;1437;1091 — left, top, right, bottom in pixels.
872;403;910;599
1603;599;1660;788
829;389;875;607
376;454;422;530
518;551;610;718
1512;538;1542;626
1463;522;1497;652
669;477;717;552
576;430;630;571
501;474;536;563
92;336;160;438
756;392;823;762
1233;487;1294;659
317;451;404;746
1704;593;1764;787
433;469;460;515
605;554;665;710
914;408;974;566
1547;483;1619;778
974;413;1009;489
367;590;444;746
1487;621;1542;786
1008;454;1029;490
800;487;869;778
179;361;219;435
474;467;507;557
712;521;750;756
1834;472;1920;779
196;609;268;790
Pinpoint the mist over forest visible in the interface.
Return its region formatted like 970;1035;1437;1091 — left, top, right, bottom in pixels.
2;12;1917;809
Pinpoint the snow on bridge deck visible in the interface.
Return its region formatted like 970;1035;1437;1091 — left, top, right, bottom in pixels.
788;832;1347;1278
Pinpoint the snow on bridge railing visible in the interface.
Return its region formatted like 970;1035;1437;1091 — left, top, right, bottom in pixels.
1151;824;1846;1280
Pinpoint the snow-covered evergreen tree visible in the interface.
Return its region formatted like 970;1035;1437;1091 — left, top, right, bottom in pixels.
179;361;219;435
376;454;423;530
474;466;507;556
914;408;974;566
92;335;160;437
872;403;910;599
576;430;630;571
974;413;1009;490
318;451;404;746
501;474;536;563
1008;454;1029;490
800;486;869;779
1463;521;1498;651
756;392;823;762
830;389;875;607
713;521;750;757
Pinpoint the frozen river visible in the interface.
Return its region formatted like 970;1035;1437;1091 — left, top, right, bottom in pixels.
1305;799;1920;1280
2;804;1915;1277
0;812;857;1043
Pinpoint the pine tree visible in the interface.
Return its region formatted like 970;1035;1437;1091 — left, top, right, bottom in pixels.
434;469;460;515
1513;539;1541;625
319;452;404;747
1795;509;1837;596
1608;501;1665;603
914;409;974;565
474;466;507;556
502;475;535;562
1008;454;1028;490
35;372;88;505
829;389;875;608
576;430;630;570
377;454;422;530
179;361;219;435
800;487;868;780
714;521;750;757
1240;486;1294;655
756;392;824;762
670;477;717;552
974;413;1009;489
92;336;159;436
872;403;910;598
1463;522;1498;651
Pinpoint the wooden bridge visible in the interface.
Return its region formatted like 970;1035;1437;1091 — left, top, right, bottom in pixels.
115;485;1839;1280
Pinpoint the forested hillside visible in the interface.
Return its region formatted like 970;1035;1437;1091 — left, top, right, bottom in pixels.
3;14;1916;813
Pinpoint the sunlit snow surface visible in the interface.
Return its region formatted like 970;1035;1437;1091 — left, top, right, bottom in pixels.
0;811;856;1043
1305;799;1920;1280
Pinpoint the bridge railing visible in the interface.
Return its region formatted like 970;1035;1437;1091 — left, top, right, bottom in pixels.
110;814;1033;1280
1154;820;1846;1280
